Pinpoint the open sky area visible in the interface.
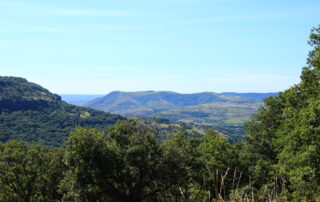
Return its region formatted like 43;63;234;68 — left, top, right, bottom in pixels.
0;0;319;94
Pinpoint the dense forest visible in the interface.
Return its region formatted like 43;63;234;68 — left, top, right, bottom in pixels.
0;76;124;146
0;26;320;201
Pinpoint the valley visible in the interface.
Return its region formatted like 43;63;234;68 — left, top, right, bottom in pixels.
61;91;276;139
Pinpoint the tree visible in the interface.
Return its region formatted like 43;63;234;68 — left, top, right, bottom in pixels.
243;25;320;200
63;121;179;202
162;129;240;201
0;141;65;201
195;129;236;201
61;127;111;201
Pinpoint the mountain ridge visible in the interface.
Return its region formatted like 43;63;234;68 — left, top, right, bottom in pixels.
84;91;264;114
83;90;275;116
0;76;124;146
82;91;277;137
61;91;277;107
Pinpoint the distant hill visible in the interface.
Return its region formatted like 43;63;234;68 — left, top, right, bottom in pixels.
0;76;124;146
84;91;262;115
83;91;276;137
61;94;104;105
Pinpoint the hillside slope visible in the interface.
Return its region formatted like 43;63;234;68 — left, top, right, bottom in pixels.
84;91;271;123
83;91;277;138
84;91;261;115
0;76;124;146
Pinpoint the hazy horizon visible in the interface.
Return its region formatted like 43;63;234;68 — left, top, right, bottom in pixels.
59;90;279;96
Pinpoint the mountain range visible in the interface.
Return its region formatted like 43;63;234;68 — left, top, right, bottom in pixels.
0;76;277;145
0;76;212;146
80;91;276;128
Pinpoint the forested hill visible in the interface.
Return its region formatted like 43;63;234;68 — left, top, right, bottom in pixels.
0;77;61;111
0;76;124;146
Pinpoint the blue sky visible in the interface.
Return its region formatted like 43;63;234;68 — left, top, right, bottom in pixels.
0;0;319;94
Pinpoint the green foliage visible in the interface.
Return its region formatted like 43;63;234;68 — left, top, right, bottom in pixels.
0;103;124;147
0;141;65;201
0;76;124;147
161;129;241;201
62;121;181;202
61;127;110;201
0;76;60;102
0;125;246;202
242;25;320;200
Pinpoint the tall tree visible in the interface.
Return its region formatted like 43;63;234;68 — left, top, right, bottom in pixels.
63;121;179;202
243;25;320;200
